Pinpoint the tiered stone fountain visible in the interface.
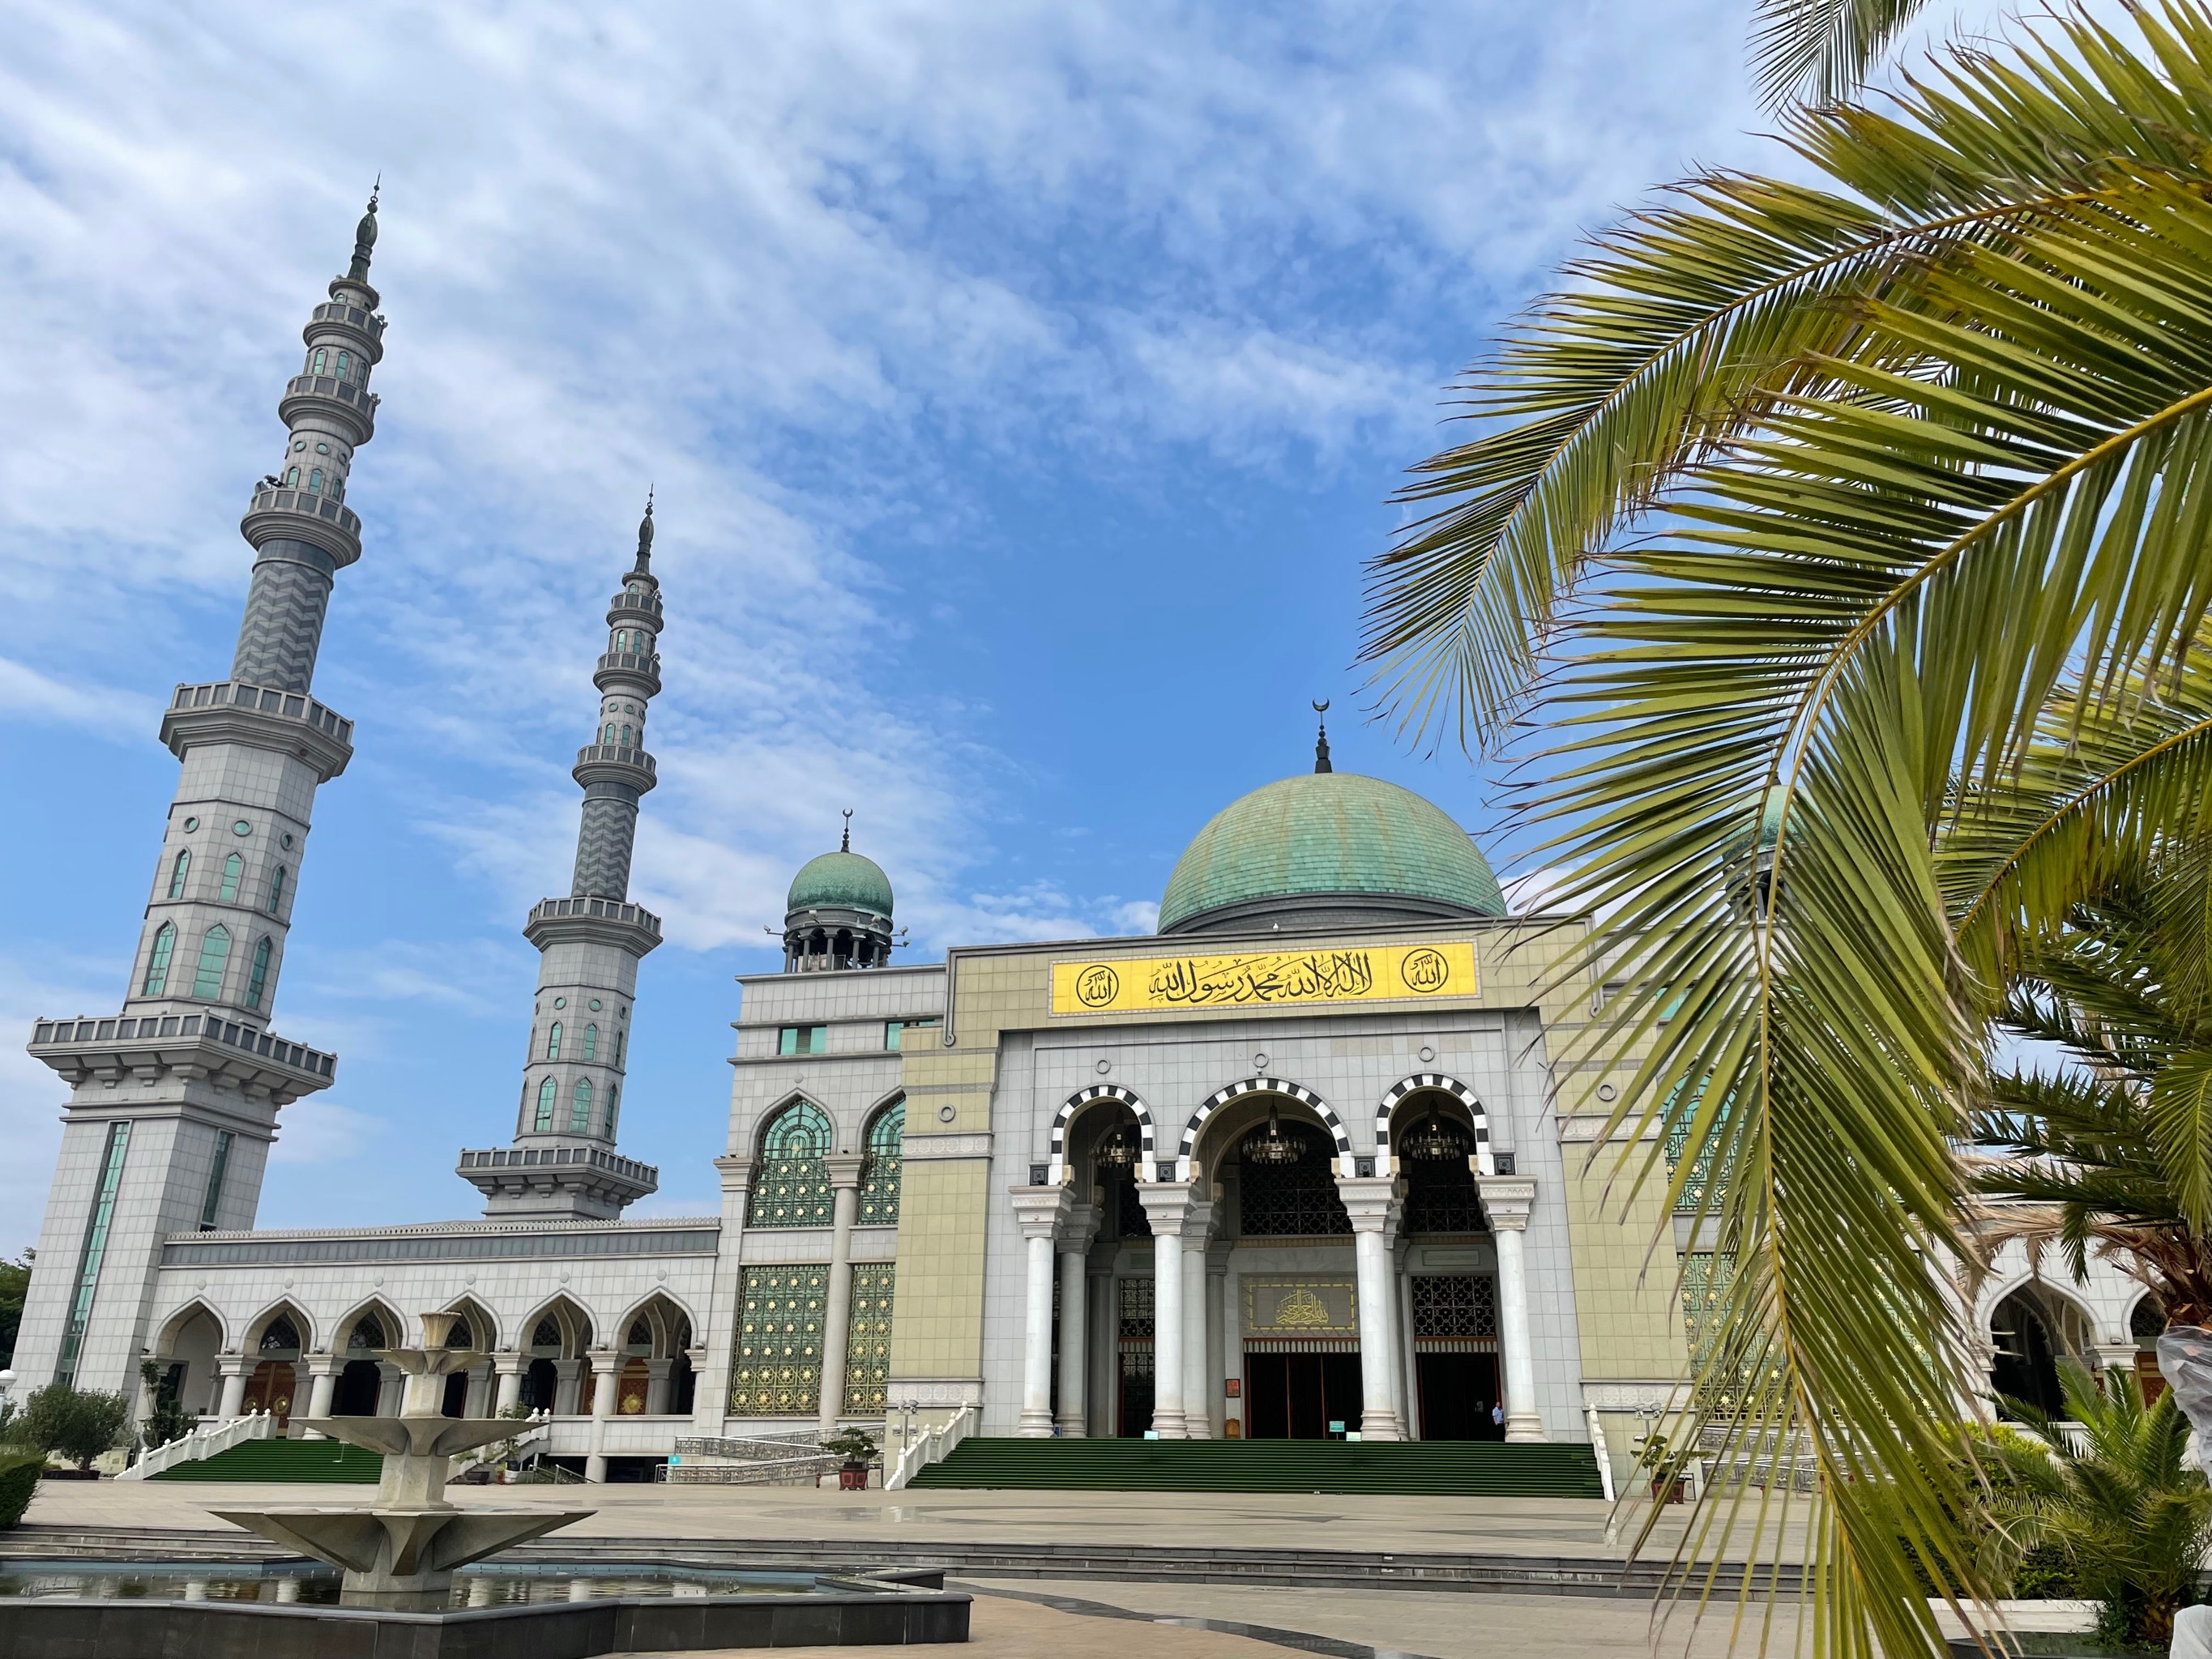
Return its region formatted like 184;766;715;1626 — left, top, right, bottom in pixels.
209;1311;591;1607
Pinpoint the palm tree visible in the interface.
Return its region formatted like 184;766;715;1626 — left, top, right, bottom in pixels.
1977;1363;2210;1648
1970;837;2212;1329
1357;6;2212;1654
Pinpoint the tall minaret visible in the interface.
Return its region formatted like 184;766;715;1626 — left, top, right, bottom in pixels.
19;196;387;1395
455;504;664;1221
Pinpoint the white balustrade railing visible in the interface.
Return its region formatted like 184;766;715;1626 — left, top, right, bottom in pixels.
885;1403;977;1491
121;1410;276;1480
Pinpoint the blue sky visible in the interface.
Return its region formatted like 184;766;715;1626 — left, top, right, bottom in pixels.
1;0;1988;1248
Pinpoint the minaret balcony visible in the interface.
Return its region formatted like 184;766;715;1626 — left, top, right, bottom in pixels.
162;678;354;782
592;650;661;696
307;300;387;346
455;1142;660;1216
607;593;664;624
29;1011;337;1106
523;894;664;957
241;484;364;568
275;373;378;443
573;744;655;792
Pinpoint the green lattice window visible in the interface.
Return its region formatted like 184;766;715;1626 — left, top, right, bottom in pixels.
728;1264;827;1415
1663;1088;1731;1213
748;1100;835;1226
1680;1251;1773;1412
842;1263;896;1414
856;1102;903;1226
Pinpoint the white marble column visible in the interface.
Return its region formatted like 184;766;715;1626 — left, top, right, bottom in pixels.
1088;1265;1115;1437
645;1358;675;1416
1337;1176;1405;1441
1478;1174;1546;1443
584;1349;621;1481
1138;1183;1198;1439
216;1354;252;1419
699;1154;755;1432
1056;1205;1096;1436
1180;1201;1212;1438
493;1352;526;1415
818;1151;869;1435
553;1356;584;1417
1011;1184;1073;1436
376;1362;405;1417
299;1354;343;1438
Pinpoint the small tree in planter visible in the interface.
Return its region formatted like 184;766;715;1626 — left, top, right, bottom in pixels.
136;1360;195;1456
821;1428;878;1491
1635;1431;1687;1504
12;1383;130;1473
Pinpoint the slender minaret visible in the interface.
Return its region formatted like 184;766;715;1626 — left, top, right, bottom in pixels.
19;196;386;1395
455;504;664;1220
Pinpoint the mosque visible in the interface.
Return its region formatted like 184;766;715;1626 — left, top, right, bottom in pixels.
11;205;2158;1488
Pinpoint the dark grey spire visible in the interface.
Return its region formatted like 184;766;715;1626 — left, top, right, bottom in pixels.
347;181;379;283
1313;699;1332;774
841;808;852;852
633;489;655;574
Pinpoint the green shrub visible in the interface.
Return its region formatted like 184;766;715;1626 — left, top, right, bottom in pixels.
0;1450;43;1529
136;1359;194;1454
12;1383;131;1471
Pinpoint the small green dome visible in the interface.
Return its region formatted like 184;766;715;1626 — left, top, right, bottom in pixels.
1159;772;1505;934
787;850;894;919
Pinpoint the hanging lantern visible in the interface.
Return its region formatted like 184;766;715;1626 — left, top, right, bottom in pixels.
1241;1104;1303;1166
1403;1113;1470;1162
1095;1123;1135;1171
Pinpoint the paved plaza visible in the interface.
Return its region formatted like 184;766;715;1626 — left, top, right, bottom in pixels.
11;1482;1806;1659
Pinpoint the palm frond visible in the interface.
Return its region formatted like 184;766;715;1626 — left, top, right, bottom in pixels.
1749;0;1932;112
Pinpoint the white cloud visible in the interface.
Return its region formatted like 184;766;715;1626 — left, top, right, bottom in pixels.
0;657;155;740
269;1098;378;1166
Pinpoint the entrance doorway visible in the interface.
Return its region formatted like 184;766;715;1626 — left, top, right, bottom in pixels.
1416;1353;1501;1439
1244;1352;1363;1439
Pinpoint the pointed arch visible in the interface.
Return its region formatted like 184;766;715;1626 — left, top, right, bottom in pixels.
1179;1077;1349;1181
1048;1084;1156;1184
244;1297;314;1354
1376;1073;1494;1176
143;922;177;995
613;1290;699;1358
154;1297;229;1354
519;1293;596;1357
335;1295;408;1354
749;1096;835;1226
534;1076;557;1131
190;923;232;999
441;1295;501;1353
168;849;190;899
858;1094;906;1225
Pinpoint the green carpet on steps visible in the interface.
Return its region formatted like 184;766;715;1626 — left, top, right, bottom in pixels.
147;1436;382;1482
907;1436;1603;1495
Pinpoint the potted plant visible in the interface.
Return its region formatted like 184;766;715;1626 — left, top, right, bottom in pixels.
1638;1432;1686;1504
821;1428;878;1491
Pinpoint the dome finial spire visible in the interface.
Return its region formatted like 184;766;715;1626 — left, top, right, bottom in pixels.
348;178;380;283
633;487;655;572
841;808;853;852
1312;699;1332;774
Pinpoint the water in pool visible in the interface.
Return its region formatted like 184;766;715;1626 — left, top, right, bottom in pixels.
0;1563;885;1607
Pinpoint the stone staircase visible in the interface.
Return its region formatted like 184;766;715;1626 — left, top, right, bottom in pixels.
907;1437;1604;1495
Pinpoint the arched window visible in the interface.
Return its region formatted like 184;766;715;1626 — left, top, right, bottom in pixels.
312;348;327;375
570;1077;594;1133
545;1021;562;1060
219;852;242;902
616;1028;626;1065
191;926;232;1000
348;1315;385;1351
748;1099;835;1226
336;350;352;380
621;724;633;744
267;865;286;913
605;1084;620;1137
143;923;176;995
259;1315;301;1354
244;936;272;1011
534;1077;556;1131
307;468;323;494
857;1099;904;1225
285;466;300;487
168;849;190;899
583;1023;598;1060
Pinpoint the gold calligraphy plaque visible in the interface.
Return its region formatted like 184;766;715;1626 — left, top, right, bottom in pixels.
1243;1277;1360;1338
1050;940;1476;1016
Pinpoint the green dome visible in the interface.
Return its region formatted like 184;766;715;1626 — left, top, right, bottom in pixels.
1159;772;1506;934
787;850;894;919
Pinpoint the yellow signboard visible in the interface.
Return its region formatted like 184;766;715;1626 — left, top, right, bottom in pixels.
1049;940;1477;1016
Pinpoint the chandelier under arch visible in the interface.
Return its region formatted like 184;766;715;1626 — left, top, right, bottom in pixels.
1241;1103;1304;1166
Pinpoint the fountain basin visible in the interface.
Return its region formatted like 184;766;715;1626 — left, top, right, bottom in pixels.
0;1561;971;1654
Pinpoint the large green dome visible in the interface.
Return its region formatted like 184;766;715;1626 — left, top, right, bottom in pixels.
1159;772;1506;935
787;850;894;919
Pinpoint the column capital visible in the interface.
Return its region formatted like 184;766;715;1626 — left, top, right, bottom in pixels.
1062;1202;1100;1249
1334;1175;1401;1231
216;1353;256;1378
825;1151;869;1189
1179;1197;1215;1243
1135;1180;1198;1234
715;1153;754;1192
492;1350;528;1376
303;1351;348;1379
1476;1174;1538;1231
1010;1183;1072;1241
586;1346;622;1377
